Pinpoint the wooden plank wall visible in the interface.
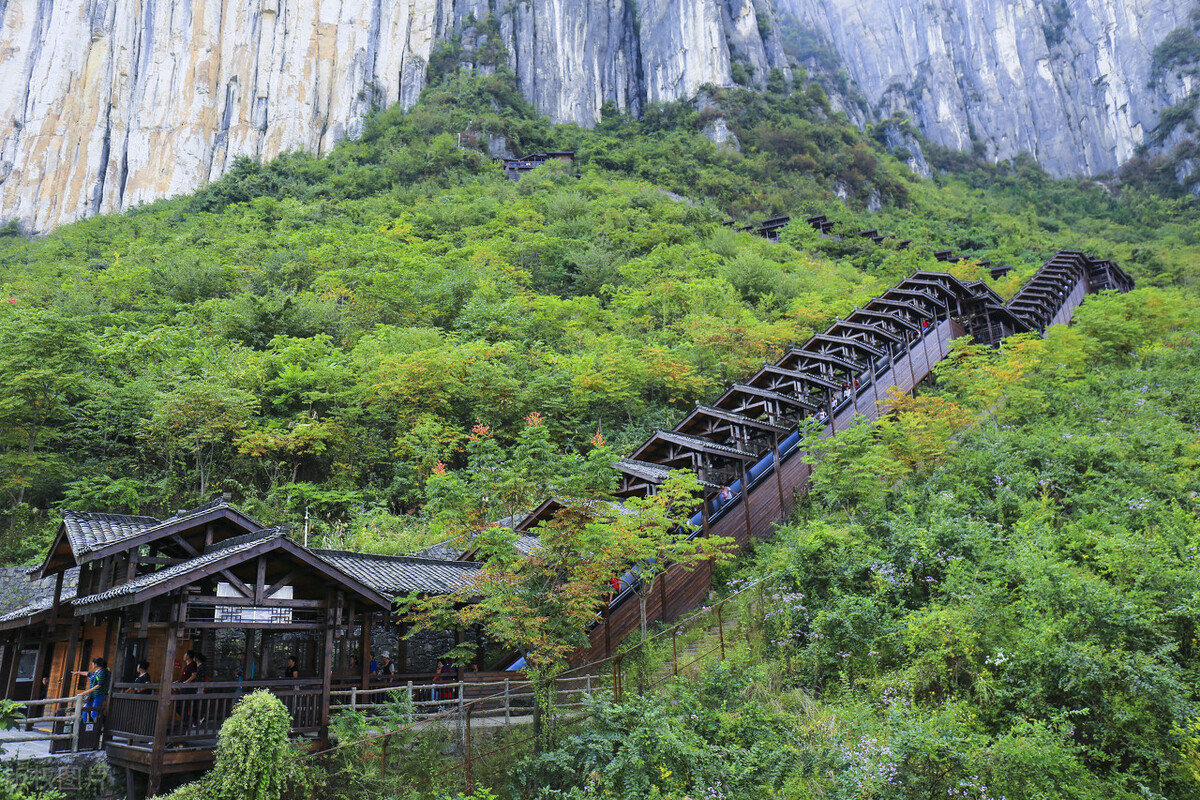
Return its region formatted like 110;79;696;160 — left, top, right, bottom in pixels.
1049;278;1091;329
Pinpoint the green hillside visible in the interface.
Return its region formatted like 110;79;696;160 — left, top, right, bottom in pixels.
3;65;1197;565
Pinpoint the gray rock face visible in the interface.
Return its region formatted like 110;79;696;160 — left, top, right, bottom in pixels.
779;0;1197;176
0;0;789;232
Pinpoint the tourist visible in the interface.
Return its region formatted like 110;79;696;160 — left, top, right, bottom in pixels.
129;661;152;694
177;650;199;727
437;660;456;701
717;485;733;509
285;655;300;679
194;652;208;683
377;652;395;676
72;656;110;722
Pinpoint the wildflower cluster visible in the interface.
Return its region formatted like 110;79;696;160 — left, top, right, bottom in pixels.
838;735;901;793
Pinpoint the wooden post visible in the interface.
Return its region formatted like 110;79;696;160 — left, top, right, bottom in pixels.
869;357;880;419
503;678;511;723
739;460;753;542
464;704;474;793
3;631;23;701
920;315;935;379
242;628;255;681
58;618;82;699
71;693;83;752
319;593;335;746
716;605;725;660
772;434;786;513
700;494;710;537
905;335;918;388
148;601;181;797
396;621;409;674
360;614;372;690
672;630;678;677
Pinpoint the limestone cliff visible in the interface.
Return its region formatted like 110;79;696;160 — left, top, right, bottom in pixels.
778;0;1199;177
0;0;789;232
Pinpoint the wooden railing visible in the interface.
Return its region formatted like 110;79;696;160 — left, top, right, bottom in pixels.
329;672;600;723
106;679;326;746
15;693;88;752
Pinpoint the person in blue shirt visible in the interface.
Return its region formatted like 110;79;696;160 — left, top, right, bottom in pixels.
72;657;111;722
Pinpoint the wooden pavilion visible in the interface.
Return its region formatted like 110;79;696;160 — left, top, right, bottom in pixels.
0;499;485;796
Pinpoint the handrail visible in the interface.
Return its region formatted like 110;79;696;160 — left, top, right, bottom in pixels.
15;692;87;751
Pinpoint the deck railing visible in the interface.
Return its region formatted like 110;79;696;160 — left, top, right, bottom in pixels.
15;693;89;752
107;679;326;746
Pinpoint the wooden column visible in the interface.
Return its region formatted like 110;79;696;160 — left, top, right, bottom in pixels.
359;614;372;689
4;631;24;699
905;336;918;388
148;600;181;798
58;618;82;698
242;629;256;680
603;608;612;659
318;592;335;746
869;357;880;418
919;316;935;380
772;434;786;514
739;460;753;542
396;622;408;674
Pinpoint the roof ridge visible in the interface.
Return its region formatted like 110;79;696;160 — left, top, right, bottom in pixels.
61;509;161;523
313;548;481;567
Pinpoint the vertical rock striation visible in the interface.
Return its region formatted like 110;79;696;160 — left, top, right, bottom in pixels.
778;0;1197;177
0;0;789;232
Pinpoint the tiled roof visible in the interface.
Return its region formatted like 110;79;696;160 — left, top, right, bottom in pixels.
652;430;758;459
513;535;540;556
59;499;256;559
61;511;160;557
313;551;480;598
617;458;674;483
0;597;55;624
413;540;466;562
0;566;78;614
71;528;289;612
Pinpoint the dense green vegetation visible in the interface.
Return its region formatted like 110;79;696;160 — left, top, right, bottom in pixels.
3;54;1198;565
432;292;1200;800
246;292;1200;800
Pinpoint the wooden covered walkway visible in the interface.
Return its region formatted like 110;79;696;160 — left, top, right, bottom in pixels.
552;250;1134;663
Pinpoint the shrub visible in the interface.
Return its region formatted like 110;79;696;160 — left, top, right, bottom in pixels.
156;690;294;800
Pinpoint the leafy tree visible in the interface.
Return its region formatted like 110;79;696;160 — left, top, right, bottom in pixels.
609;470;734;641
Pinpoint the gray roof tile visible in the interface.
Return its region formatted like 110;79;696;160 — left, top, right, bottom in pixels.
71;528;289;612
314;550;480;597
61;511;160;557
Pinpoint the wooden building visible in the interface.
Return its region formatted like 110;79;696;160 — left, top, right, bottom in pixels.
500;151;575;180
0;500;484;796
